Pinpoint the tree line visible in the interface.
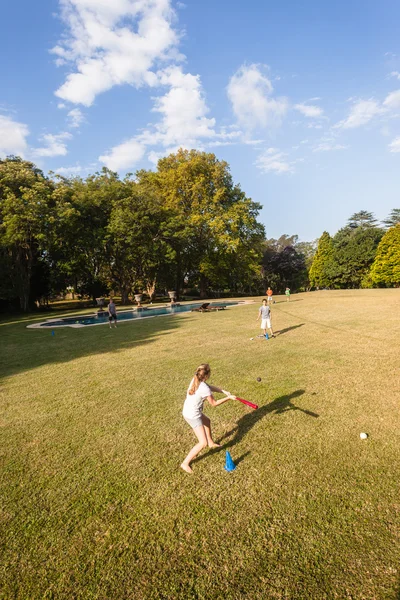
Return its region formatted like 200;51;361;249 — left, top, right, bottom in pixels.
0;152;399;312
309;210;400;290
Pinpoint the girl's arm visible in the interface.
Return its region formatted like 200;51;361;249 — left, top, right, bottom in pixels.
207;394;233;408
208;384;231;395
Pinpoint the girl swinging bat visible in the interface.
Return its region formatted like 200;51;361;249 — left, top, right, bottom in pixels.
181;364;233;474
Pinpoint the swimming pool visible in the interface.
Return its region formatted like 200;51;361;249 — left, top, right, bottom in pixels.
28;302;241;329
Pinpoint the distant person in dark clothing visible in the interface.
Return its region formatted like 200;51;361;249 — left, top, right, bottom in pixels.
108;298;117;329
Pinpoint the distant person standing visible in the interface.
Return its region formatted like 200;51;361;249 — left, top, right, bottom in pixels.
266;287;273;304
285;287;291;302
108;298;117;328
256;299;274;338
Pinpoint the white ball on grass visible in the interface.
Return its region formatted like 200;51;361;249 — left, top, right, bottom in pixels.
360;432;368;440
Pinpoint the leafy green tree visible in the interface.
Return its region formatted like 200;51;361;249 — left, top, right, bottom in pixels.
382;208;400;229
309;232;334;289
348;210;378;229
369;224;400;287
262;238;307;292
0;157;55;311
138;149;264;298
105;182;168;303
327;224;384;288
52;169;120;303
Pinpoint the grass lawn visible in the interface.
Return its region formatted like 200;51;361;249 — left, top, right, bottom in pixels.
1;289;400;599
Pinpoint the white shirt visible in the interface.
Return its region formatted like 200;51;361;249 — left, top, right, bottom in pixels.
182;380;212;419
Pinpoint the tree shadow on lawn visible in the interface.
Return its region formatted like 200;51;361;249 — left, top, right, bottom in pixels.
0;314;191;382
275;323;305;336
194;390;319;465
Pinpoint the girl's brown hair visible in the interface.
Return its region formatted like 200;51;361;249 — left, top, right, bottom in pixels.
188;363;211;395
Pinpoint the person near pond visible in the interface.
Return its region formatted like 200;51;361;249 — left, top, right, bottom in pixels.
285;287;291;302
108;298;117;328
257;298;275;338
266;287;273;304
181;364;233;474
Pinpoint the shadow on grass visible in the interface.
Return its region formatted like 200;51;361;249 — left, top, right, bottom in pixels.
194;390;318;465
0;313;191;381
276;323;305;336
222;389;319;449
272;299;303;304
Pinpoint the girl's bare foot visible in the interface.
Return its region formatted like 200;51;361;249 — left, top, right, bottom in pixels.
180;463;193;474
208;443;221;449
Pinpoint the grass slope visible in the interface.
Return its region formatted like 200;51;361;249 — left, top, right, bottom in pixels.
1;290;400;599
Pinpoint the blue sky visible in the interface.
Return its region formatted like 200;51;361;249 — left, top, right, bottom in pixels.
1;0;400;240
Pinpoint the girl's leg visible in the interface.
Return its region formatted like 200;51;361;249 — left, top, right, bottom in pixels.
202;415;220;448
181;425;208;473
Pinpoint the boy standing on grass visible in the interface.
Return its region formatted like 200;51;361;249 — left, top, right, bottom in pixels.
285;287;291;302
266;287;273;304
108;298;117;328
256;299;274;338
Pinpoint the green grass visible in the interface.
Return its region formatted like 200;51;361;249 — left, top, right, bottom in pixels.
1;289;400;599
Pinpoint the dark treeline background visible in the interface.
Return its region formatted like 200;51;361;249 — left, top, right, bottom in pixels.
1;151;399;312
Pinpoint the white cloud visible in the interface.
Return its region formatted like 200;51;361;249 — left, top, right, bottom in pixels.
67;108;85;128
335;99;384;129
99;66;239;170
99;138;146;170
294;103;324;118
383;89;400;110
313;142;347;152
389;136;400;152
256;148;293;174
389;71;400;80
54;163;97;175
243;139;264;146
0;115;29;158
150;66;217;147
34;132;72;157
52;0;180;106
227;64;288;130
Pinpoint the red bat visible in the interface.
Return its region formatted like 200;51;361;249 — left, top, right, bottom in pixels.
234;396;258;410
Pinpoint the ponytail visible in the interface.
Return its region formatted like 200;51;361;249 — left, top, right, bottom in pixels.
188;363;211;395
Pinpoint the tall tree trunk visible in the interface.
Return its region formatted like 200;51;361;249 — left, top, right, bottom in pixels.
17;249;31;312
121;288;130;304
175;250;181;301
199;273;208;299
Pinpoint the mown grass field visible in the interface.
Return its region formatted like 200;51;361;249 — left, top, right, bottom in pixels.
1;290;400;600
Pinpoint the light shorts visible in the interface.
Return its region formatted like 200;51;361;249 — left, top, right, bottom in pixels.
261;318;271;329
183;414;203;429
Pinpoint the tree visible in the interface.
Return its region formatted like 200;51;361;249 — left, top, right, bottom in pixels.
369;224;400;287
382;208;400;229
105;182;168;303
52;169;120;303
348;210;378;229
0;157;55;311
309;232;334;289
262;237;307;292
138;149;264;298
327;224;384;288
